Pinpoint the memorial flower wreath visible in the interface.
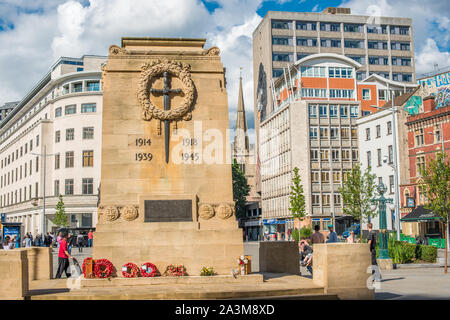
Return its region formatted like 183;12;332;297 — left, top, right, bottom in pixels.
94;258;114;278
140;262;160;277
163;264;187;277
122;262;139;278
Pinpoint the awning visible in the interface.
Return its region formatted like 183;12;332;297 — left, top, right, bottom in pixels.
400;206;443;222
263;219;286;225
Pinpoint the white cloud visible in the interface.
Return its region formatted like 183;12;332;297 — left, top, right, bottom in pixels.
311;4;319;12
415;39;450;76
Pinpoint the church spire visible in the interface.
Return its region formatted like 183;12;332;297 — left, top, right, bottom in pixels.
234;69;250;158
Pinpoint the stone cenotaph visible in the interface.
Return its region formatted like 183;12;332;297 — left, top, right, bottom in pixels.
94;37;243;275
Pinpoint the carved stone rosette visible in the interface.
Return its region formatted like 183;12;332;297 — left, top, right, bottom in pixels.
198;204;214;220
216;203;234;220
120;205;139;221
137;59;195;122
99;205;120;222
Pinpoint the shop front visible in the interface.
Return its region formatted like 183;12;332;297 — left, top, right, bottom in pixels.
263;219;292;241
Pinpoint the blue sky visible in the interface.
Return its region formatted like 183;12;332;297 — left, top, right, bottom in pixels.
0;0;449;137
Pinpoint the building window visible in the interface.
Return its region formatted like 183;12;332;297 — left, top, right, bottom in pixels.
322;194;330;206
321;171;330;183
320;38;341;48
296;21;316;31
342;149;350;161
310;127;318;139
341;127;350;139
301;66;325;77
367;151;372;168
320;23;340;32
312;194;320;206
388;145;393;164
82;150;94;167
65;151;74;168
55;107;62;117
333;171;341;183
86;81;100;91
66;128;74;141
319;105;328;117
65;179;74;195
296;38;317;47
331;149;340;162
387;121;392;135
329;67;353;79
362;89;371;100
302;88;327;98
329;89;354;99
416;156;425;176
351;128;357;139
435;125;441;143
309;105;317;118
418;185;425;204
366;128;371;140
330;127;339;139
83;127;94;139
55;130;60;143
320;149;329;161
350;106;358;117
352;149;358;161
320;127;328;139
36;156;39;172
340;105;348;118
82;178;94;195
54;180;60;196
272;53;293;62
272;69;283;78
55;154;60;170
345;40;364;49
311;171;319;183
81;103;96;113
376;125;381;138
71;82;82;93
30;140;33;151
415;128;424;146
377;149;382;166
378;177;383;186
333;194;341;206
272;20;291;29
343;23;363;32
35;182;38;198
311;149;319;161
65;104;76;115
329;105;338;117
389;175;394;194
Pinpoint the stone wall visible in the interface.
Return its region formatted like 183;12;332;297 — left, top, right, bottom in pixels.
26;247;53;281
0;249;28;300
313;243;374;300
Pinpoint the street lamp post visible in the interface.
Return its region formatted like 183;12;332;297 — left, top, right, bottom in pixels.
371;182;393;259
31;145;53;237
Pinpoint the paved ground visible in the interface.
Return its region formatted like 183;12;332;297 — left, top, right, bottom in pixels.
375;267;450;300
52;246;92;277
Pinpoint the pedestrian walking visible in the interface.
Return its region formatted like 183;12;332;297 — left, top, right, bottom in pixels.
310;225;325;244
56;231;62;249
55;232;74;278
77;233;84;253
367;222;381;281
326;224;338;243
24;235;32;247
88;229;93;247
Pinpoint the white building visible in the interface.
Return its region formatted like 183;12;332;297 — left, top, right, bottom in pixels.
0;55;106;236
356;99;411;231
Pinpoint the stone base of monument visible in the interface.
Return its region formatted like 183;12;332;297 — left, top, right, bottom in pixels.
377;258;394;270
92;221;244;277
80;274;263;288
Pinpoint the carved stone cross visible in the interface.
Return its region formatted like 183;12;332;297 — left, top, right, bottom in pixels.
150;71;182;163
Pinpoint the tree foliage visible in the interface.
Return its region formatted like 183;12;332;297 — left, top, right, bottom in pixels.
420;151;450;223
338;163;377;223
232;160;250;218
53;194;68;227
289;167;306;220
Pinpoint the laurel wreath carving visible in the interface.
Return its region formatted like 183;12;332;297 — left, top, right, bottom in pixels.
137;59;195;121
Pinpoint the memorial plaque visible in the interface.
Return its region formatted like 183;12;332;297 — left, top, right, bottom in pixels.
144;200;192;222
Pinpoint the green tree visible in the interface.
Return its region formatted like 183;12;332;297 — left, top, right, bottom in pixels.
289;167;306;220
289;167;306;241
420;151;449;273
338;164;377;242
53;194;68;227
232;160;250;218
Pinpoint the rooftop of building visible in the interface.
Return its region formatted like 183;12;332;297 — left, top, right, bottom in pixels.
0;101;20;111
380;90;417;109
